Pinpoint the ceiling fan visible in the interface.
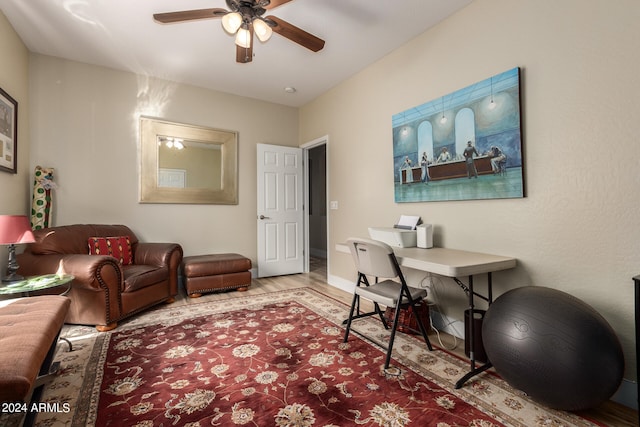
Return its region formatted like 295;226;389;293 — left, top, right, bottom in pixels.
153;0;325;63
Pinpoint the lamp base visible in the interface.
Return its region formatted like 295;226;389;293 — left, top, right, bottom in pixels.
3;243;24;283
1;272;26;283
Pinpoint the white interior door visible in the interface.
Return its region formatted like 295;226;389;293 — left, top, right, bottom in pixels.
257;143;304;277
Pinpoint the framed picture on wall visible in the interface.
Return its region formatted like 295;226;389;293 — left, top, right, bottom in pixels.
392;67;524;202
0;86;18;174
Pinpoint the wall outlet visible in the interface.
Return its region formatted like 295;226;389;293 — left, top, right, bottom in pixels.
330;201;338;210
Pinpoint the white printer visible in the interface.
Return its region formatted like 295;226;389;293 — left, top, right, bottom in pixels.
368;215;433;248
368;227;417;248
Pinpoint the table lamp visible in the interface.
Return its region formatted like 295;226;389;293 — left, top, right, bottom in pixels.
0;215;36;283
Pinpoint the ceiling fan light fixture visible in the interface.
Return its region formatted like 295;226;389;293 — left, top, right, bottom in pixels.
235;27;252;48
253;18;273;42
221;12;242;34
154;2;326;63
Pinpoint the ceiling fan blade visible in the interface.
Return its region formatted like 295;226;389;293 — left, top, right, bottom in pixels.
236;27;254;63
266;16;325;52
263;0;295;10
154;8;227;24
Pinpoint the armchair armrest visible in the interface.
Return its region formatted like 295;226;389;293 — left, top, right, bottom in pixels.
17;252;124;293
134;243;183;297
17;252;124;328
135;243;183;269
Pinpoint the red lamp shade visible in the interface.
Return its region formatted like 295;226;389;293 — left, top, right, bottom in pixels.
0;215;36;245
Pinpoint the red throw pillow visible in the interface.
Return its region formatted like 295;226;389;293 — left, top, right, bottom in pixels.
88;236;133;265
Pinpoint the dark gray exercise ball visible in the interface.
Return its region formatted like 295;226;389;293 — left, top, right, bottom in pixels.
482;286;624;411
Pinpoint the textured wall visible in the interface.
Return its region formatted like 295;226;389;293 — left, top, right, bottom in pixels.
27;54;299;262
300;0;640;391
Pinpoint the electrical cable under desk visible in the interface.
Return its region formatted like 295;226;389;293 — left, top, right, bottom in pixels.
419;273;460;351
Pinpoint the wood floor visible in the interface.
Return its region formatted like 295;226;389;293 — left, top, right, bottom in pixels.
177;258;638;427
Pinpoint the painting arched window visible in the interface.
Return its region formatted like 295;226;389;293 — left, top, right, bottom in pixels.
417;121;434;162
455;108;475;157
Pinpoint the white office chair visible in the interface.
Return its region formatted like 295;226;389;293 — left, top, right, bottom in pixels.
343;237;433;373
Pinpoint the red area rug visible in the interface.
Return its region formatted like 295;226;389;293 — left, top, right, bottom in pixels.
64;289;603;426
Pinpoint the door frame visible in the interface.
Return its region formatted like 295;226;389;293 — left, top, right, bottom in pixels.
302;135;329;273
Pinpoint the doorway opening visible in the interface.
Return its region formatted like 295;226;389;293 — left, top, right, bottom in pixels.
303;136;328;279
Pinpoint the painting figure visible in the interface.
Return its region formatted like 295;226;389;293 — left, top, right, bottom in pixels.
489;145;506;174
463;141;479;179
401;156;413;183
436;147;451;163
420;151;430;184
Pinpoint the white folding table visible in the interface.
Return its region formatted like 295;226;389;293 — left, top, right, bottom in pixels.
337;243;516;388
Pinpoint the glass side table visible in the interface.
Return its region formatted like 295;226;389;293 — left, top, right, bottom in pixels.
0;274;75;350
0;273;74;297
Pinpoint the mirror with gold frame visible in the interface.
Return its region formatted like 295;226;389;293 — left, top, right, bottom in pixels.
140;117;238;204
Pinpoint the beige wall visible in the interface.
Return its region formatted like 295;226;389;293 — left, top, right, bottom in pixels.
300;0;640;388
0;11;29;210
28;54;299;260
0;11;30;274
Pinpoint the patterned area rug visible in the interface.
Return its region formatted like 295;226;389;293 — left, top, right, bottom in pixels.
37;288;603;426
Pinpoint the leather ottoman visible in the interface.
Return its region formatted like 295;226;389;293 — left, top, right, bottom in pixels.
0;295;70;426
182;254;252;298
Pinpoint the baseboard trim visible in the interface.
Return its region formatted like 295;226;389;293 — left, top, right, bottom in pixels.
429;308;464;339
327;274;354;294
612;379;637;410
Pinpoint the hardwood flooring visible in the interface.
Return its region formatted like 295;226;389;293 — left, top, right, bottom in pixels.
174;257;637;426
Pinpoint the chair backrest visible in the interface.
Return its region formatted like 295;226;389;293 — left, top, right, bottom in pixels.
347;238;398;279
27;224;139;255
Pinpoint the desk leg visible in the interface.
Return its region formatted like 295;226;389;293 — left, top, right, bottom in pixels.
454;273;493;389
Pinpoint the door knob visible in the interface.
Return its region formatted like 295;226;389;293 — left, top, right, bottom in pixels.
259;215;270;220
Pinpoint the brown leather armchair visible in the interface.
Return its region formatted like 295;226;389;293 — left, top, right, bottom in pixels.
17;224;183;331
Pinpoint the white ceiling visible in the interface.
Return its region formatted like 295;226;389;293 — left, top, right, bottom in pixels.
0;0;472;107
